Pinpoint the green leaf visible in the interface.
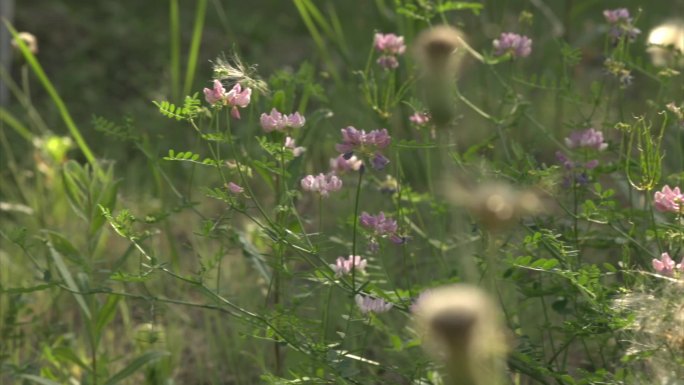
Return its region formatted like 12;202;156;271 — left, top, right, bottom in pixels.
435;1;484;15
45;231;84;265
95;295;121;341
47;241;91;319
102;351;169;385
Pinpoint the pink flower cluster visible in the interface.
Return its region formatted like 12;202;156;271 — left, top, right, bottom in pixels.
335;126;391;171
564;128;608;151
603;8;641;42
360;211;397;234
330;255;367;277
493;32;532;58
203;80;252;119
336;127;391;153
652;252;684;276
360;211;404;246
260;108;306;132
355;294;393;314
654;185;683;213
301;173;342;197
374;33;406;70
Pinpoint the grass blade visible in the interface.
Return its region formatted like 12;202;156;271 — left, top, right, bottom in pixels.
102;351;169;385
182;0;207;97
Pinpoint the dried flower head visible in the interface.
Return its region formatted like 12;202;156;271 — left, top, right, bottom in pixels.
11;32;38;54
211;52;269;95
413;25;468;75
613;283;684;382
647;20;684;68
412;284;508;385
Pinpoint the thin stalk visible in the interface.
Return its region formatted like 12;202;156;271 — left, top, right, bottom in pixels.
350;169;364;292
169;0;181;100
182;0;207;97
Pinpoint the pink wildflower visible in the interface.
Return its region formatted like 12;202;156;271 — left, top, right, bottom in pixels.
301;173;342;197
603;8;641;42
377;55;399;70
360;212;398;234
493;33;532;58
330;255;367;277
260;108;287;132
203;80;226;105
603;8;631;23
654;185;684;213
287;112;306;128
374;33;406;55
355;294;393;314
225;83;252;119
564;128;608;151
330;154;363;173
260;109;306;132
409;112;431;126
227;182;244;194
336;127;391;153
284;137;305;157
652;252;677;276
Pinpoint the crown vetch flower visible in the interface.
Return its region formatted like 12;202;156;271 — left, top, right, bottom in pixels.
355;294;393;314
603;8;630;24
301;173;342;197
377;55;399;70
260;109;306;132
652;252;677;276
603;8;641;42
260;108;287;132
493;32;532;58
203;80;227;105
374;33;406;55
410;112;431;126
654;185;684;213
287;112;306;128
227;182;244;194
360;211;398;234
225;83;252;119
284;137;305;157
335;127;391;153
330;255;367;277
564;128;608;151
330;154;363;173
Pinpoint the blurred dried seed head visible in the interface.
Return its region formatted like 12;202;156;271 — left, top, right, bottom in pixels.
11;32;38;54
647;20;684;68
414;25;468;76
413;25;469;126
613;280;684;382
445;179;546;231
412;284;508;385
